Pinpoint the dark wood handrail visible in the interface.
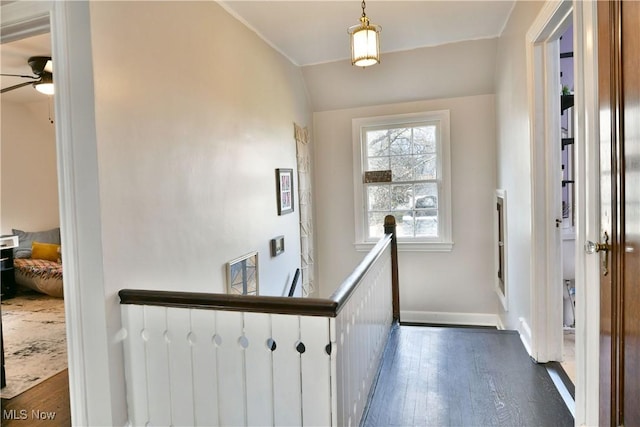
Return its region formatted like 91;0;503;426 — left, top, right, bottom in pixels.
119;216;399;318
118;289;339;317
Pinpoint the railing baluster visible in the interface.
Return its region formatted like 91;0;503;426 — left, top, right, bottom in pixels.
215;311;245;426
190;309;219;426
271;314;303;426
121;304;148;426
244;312;274;425
144;306;171;425
300;316;332;426
166;307;195;426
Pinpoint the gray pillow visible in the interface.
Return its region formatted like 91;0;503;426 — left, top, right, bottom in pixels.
12;228;61;259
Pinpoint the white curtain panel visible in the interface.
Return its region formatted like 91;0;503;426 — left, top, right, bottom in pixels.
294;123;315;297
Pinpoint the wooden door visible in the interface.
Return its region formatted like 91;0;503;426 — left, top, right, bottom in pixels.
621;1;640;424
597;1;618;423
598;1;640;425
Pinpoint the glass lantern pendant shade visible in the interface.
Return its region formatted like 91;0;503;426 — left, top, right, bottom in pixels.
348;1;381;67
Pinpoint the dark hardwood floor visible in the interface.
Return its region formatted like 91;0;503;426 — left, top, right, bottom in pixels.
1;369;70;427
362;325;574;427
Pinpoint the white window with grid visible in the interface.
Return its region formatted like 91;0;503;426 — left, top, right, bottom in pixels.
352;110;453;251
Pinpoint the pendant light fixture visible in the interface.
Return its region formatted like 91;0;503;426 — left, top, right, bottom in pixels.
348;0;381;67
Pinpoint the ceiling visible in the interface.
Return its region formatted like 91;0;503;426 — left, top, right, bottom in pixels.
0;1;515;103
219;1;515;66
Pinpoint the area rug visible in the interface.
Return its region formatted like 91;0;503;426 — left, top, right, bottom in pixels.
1;289;67;399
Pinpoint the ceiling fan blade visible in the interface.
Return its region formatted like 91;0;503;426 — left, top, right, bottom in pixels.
1;80;36;94
0;73;38;79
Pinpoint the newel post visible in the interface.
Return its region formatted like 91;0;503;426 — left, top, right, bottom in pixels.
384;215;400;322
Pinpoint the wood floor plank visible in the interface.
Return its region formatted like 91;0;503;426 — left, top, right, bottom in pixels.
1;369;70;427
361;326;573;427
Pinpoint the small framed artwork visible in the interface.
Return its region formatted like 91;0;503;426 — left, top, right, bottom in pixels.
227;251;259;295
271;235;285;257
276;168;294;215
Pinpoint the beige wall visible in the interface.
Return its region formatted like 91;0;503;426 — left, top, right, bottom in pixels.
87;1;312;423
308;36;501;324
90;0;310;297
314;94;498;323
1;100;59;234
303;38;498;112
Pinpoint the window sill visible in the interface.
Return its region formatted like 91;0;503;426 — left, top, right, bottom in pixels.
354;241;454;253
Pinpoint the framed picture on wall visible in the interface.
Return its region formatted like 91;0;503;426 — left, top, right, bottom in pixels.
276;168;294;215
270;235;285;257
226;251;259;295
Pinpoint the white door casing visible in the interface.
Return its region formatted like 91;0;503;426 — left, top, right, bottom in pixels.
526;0;570;365
526;1;601;426
2;2;113;425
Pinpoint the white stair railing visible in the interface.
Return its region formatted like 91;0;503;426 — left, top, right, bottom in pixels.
119;217;398;426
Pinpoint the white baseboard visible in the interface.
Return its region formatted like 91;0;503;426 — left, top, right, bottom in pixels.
517;317;533;356
400;310;500;328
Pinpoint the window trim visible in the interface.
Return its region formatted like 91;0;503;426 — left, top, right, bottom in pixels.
352;110;453;252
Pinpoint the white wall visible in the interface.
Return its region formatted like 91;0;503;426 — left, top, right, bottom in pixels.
314;94;498;324
86;1;311;424
303;38;498;112
0;100;59;234
90;0;309;297
494;1;544;336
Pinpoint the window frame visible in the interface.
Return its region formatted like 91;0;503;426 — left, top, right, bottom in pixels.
352;110;453;252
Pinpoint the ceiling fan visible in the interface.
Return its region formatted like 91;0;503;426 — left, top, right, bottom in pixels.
1;56;54;95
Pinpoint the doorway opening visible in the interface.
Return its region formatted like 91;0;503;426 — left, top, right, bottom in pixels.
0;31;71;417
526;0;577;417
2;3;111;425
559;24;576;385
528;1;601;425
527;1;571;365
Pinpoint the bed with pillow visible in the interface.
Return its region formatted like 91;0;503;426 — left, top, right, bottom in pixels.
12;228;64;298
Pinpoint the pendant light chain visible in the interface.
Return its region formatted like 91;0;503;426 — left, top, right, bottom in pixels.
361;0;367;18
48;96;54;124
